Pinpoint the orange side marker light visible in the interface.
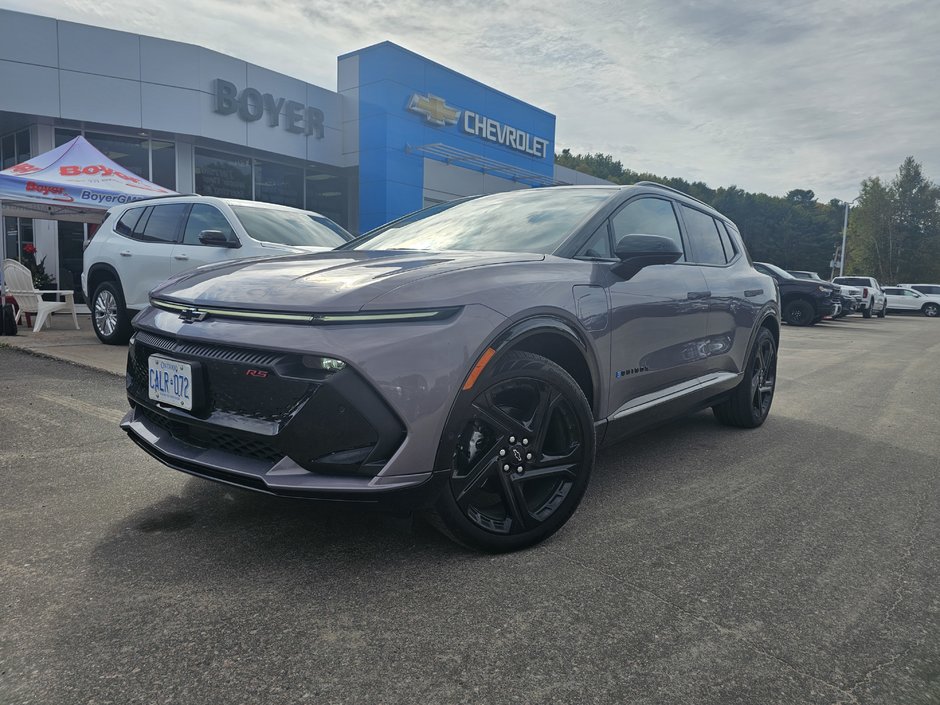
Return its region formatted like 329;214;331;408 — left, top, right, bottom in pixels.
462;347;497;391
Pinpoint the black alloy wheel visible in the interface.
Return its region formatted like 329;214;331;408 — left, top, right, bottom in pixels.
923;303;940;318
430;351;594;552
713;327;777;428
784;299;814;326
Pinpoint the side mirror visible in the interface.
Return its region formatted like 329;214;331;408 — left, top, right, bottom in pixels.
612;234;683;278
198;229;239;248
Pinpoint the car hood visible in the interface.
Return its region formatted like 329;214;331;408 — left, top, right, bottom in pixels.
151;250;544;312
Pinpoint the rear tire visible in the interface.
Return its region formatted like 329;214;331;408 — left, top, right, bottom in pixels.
877;300;887;318
862;300;873;319
923;303;940;318
428;350;595;552
713;327;777;429
784;300;814;326
91;281;132;345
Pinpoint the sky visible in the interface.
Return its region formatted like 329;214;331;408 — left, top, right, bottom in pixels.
3;0;938;202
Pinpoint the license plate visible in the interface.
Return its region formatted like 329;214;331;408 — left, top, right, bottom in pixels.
148;356;194;411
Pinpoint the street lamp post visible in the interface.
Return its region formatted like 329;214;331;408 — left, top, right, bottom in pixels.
839;196;860;277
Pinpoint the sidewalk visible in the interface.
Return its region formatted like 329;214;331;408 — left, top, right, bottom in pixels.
0;314;126;376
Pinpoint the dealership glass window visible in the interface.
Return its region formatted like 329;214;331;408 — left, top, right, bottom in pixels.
58;221;86;300
55;128;81;148
4;217;34;266
1;129;29;169
1;135;14;169
305;168;349;229
151;140;176;190
255;160;303;208
195;148;252;200
86;132;149;181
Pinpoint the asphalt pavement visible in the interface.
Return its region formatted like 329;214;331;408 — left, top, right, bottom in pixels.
1;315;939;705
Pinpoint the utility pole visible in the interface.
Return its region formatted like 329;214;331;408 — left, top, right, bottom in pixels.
839;197;860;277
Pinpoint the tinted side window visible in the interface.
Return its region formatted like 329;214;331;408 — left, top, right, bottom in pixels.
610;198;684;260
681;205;727;265
141;204;188;243
577;222;613;259
913;285;940;295
115;208;144;237
183;204;237;245
717;221;739;260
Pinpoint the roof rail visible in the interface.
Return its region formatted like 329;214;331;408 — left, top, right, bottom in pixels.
634;181;712;209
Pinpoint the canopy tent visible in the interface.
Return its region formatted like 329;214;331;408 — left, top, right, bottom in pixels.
0;135;176;288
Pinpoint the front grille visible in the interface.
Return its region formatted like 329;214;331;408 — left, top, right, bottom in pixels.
135;331;280;367
140;407;284;464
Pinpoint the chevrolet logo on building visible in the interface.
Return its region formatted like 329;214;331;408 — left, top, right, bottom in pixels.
408;93;460;126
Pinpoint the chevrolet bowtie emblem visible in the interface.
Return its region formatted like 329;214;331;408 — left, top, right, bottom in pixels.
408;93;460;126
179;308;208;323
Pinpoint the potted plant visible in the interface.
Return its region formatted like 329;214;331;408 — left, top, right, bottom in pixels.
22;243;58;301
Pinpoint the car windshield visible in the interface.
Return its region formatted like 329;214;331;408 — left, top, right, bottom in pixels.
758;262;797;279
231;206;351;247
347;188;616;254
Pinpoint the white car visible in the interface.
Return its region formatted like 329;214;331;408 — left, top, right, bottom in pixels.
882;286;940;317
82;196;353;344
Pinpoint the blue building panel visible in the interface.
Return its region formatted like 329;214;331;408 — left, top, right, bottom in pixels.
342;41;557;230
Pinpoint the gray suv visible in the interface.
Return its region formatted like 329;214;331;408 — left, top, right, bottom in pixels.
121;184;780;551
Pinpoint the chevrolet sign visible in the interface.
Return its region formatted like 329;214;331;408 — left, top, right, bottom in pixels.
407;93;549;159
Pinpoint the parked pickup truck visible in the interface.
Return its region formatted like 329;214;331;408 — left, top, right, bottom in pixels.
755;262;840;325
789;270;862;317
832;276;887;318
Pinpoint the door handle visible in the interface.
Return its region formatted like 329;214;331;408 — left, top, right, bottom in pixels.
119;250;132;257
687;291;711;300
173;254;189;261
744;289;763;297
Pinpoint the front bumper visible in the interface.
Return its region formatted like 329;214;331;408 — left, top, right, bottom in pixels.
122;329;437;506
122;407;445;507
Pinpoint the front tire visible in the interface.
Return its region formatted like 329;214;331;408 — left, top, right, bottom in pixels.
428;350;595;552
712;327;777;429
923;303;940;318
91;281;132;345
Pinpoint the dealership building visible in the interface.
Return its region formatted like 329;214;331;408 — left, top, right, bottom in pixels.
0;8;606;297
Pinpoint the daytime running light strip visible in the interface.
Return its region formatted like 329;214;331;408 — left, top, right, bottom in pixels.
151;299;454;324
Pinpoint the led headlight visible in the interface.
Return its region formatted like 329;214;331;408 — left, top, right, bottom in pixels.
302;355;347;371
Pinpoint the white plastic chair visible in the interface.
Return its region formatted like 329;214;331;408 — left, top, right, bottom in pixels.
2;258;80;333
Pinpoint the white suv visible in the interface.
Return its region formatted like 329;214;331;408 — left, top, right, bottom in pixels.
82;196;352;344
883;286;940;317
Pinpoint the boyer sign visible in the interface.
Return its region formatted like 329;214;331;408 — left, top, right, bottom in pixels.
213;79;325;139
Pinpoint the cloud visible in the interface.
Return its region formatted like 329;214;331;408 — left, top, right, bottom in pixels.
3;0;938;200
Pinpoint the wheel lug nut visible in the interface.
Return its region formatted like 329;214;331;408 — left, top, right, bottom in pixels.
522;438;529;445
516;466;524;473
503;464;510;471
509;436;516;443
526;453;532;460
499;449;506;456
